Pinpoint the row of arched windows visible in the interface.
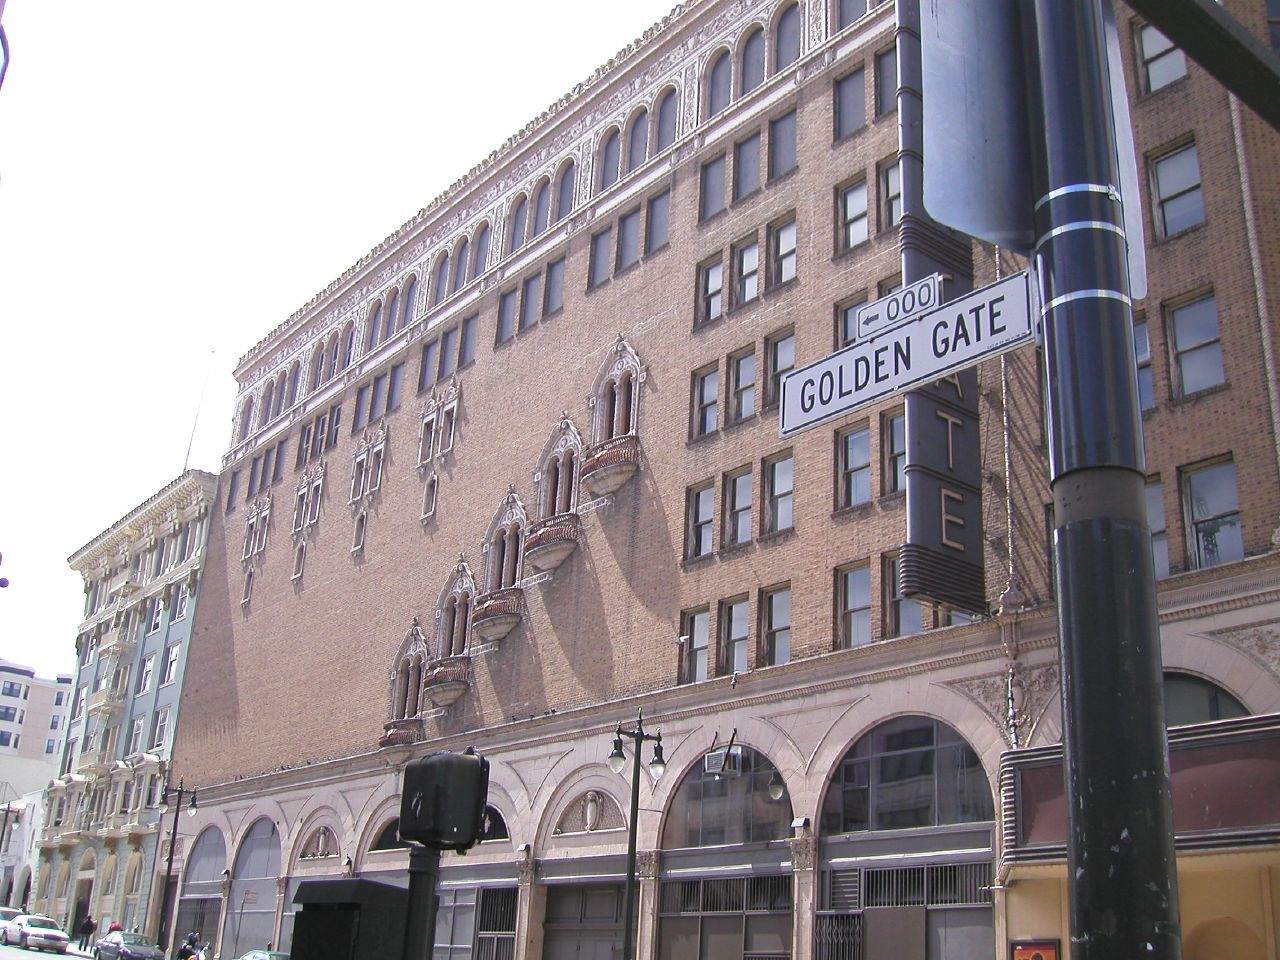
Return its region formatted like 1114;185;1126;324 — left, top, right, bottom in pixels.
704;2;801;123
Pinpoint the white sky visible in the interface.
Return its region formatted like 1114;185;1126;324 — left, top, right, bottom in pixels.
0;0;679;680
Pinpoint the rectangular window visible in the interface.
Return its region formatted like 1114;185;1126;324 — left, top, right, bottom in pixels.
544;259;565;315
307;476;323;524
686;483;715;559
292;485;308;533
762;585;792;666
734;132;761;201
128;717;144;756
719;598;749;675
729;349;756;422
1171;294;1224;395
439;327;460;379
459;315;478;368
700;155;726;221
1153;142;1204;236
875;47;898;116
646;191;670;253
1;681;21;698
884;552;924;637
1138;23;1186;92
693;366;719;437
838;0;867;29
837;295;866;348
681;609;710;684
369;376;387;421
138;656;154;695
497;289;518;343
520;274;542;330
769;110;796;179
173;583;190;621
835;68;866;139
1146;481;1170;579
839;424;872;507
724;469;753;546
352;512;367;553
589;227;613;288
839;179;869;250
353;383;371;431
151;708;170;751
700;259;724;324
771;219;797;285
765;330;795;408
292;542;306;581
46;739;56;755
225;470;240;514
1184;459;1244;569
161;645;180;686
386;364;404;414
0;707;15;722
765;453;794;533
885;411;906;493
839;563;870;655
735;240;760;304
418;415;436;465
1133;319;1155;410
148;598;164;634
422;474;438;519
617;207;642;270
439;405;457;455
881;161;902;229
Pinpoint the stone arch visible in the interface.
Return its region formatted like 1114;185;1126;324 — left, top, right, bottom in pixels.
450;235;470;293
352;796;404;870
554;158;577;223
470;222;491;280
530;178;553;240
703;46;733;119
654;86;680;153
1185;916;1266;960
434;557;476;658
507;193;529;254
770;1;802;72
535;415;583;519
236;396;254;443
659;742;794;849
481;489;528;593
596;126;621;192
175;827;226;953
431;250;450;306
737;22;767;96
554;790;627;837
534;763;633;853
400;273;419;330
223;818;281;959
588;337;645;444
624;107;649;173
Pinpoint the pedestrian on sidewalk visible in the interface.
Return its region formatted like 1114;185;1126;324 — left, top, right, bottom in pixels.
78;916;97;951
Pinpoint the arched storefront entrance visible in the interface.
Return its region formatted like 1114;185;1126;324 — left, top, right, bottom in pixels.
656;744;794;960
174;828;226;951
815;716;996;959
222;819;281;958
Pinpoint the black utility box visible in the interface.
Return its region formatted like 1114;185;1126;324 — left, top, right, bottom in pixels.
290;878;407;960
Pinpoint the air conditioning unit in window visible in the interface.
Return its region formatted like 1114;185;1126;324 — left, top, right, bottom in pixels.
703;747;740;778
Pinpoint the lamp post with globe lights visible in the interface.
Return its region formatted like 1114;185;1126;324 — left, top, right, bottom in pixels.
154;777;197;951
606;709;665;960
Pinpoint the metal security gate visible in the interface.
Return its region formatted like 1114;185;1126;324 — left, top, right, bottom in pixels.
475;887;516;960
657;875;791;960
815;862;992;960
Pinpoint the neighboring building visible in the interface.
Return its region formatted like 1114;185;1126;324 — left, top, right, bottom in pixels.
0;661;72;799
2;789;48;910
168;2;1280;960
32;471;218;936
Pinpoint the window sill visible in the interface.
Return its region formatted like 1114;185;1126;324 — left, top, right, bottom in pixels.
833;238;872;264
833;501;875;520
699;207;729;229
693;313;725;333
758;527;796;546
723;414;757;434
833;124;869;148
1169;381;1230;407
878;490;906;507
719;540;753;558
687;430;719;447
586;277;612;295
614;260;642;281
764;277;799;300
1152;220;1206;247
767;165;799;189
681;553;716;571
731;187;763;208
1137;75;1189;102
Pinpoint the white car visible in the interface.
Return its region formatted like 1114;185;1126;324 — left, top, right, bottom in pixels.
1;915;70;953
0;909;22;942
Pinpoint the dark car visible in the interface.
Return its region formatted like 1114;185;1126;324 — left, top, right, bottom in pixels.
92;932;164;960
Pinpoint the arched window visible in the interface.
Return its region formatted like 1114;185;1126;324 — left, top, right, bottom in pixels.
821;717;994;834
706;50;732;118
432;253;450;306
1164;672;1247;726
481;806;510;842
324;333;340;382
741;27;765;94
223;819;280;959
300;826;338;859
508;195;528;254
177;828;226;953
259;382;274;428
598;129;621;191
384;290;399;341
531;180;551;239
436;560;476;659
365;303;383;353
774;4;801;70
662;745;792;848
370;819;408;851
388;619;430;723
452;238;469;293
339;323;355;371
402;275;417;329
286;361;301;408
626;109;649;173
237;399;254;443
656;88;678;152
471;225;490;279
555;161;576;222
537;417;583;519
483;491;527;593
590;338;643;444
308;342;324;391
273;371;287;419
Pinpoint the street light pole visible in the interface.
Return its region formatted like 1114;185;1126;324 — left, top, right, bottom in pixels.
607;709;665;960
155;777;197;952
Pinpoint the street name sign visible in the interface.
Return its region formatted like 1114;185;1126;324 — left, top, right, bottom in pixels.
855;273;943;340
780;271;1032;438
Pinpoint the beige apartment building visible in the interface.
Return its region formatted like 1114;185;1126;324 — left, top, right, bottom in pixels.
169;1;1280;958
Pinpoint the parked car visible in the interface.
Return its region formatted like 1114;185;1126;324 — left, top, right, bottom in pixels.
234;952;288;960
0;909;23;942
92;932;164;960
1;915;70;952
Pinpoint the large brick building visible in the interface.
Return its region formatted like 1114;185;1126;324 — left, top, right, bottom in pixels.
168;1;1279;958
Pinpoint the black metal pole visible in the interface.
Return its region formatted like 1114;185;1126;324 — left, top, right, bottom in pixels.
155;780;184;952
621;737;641;960
402;844;441;960
1023;1;1182;956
